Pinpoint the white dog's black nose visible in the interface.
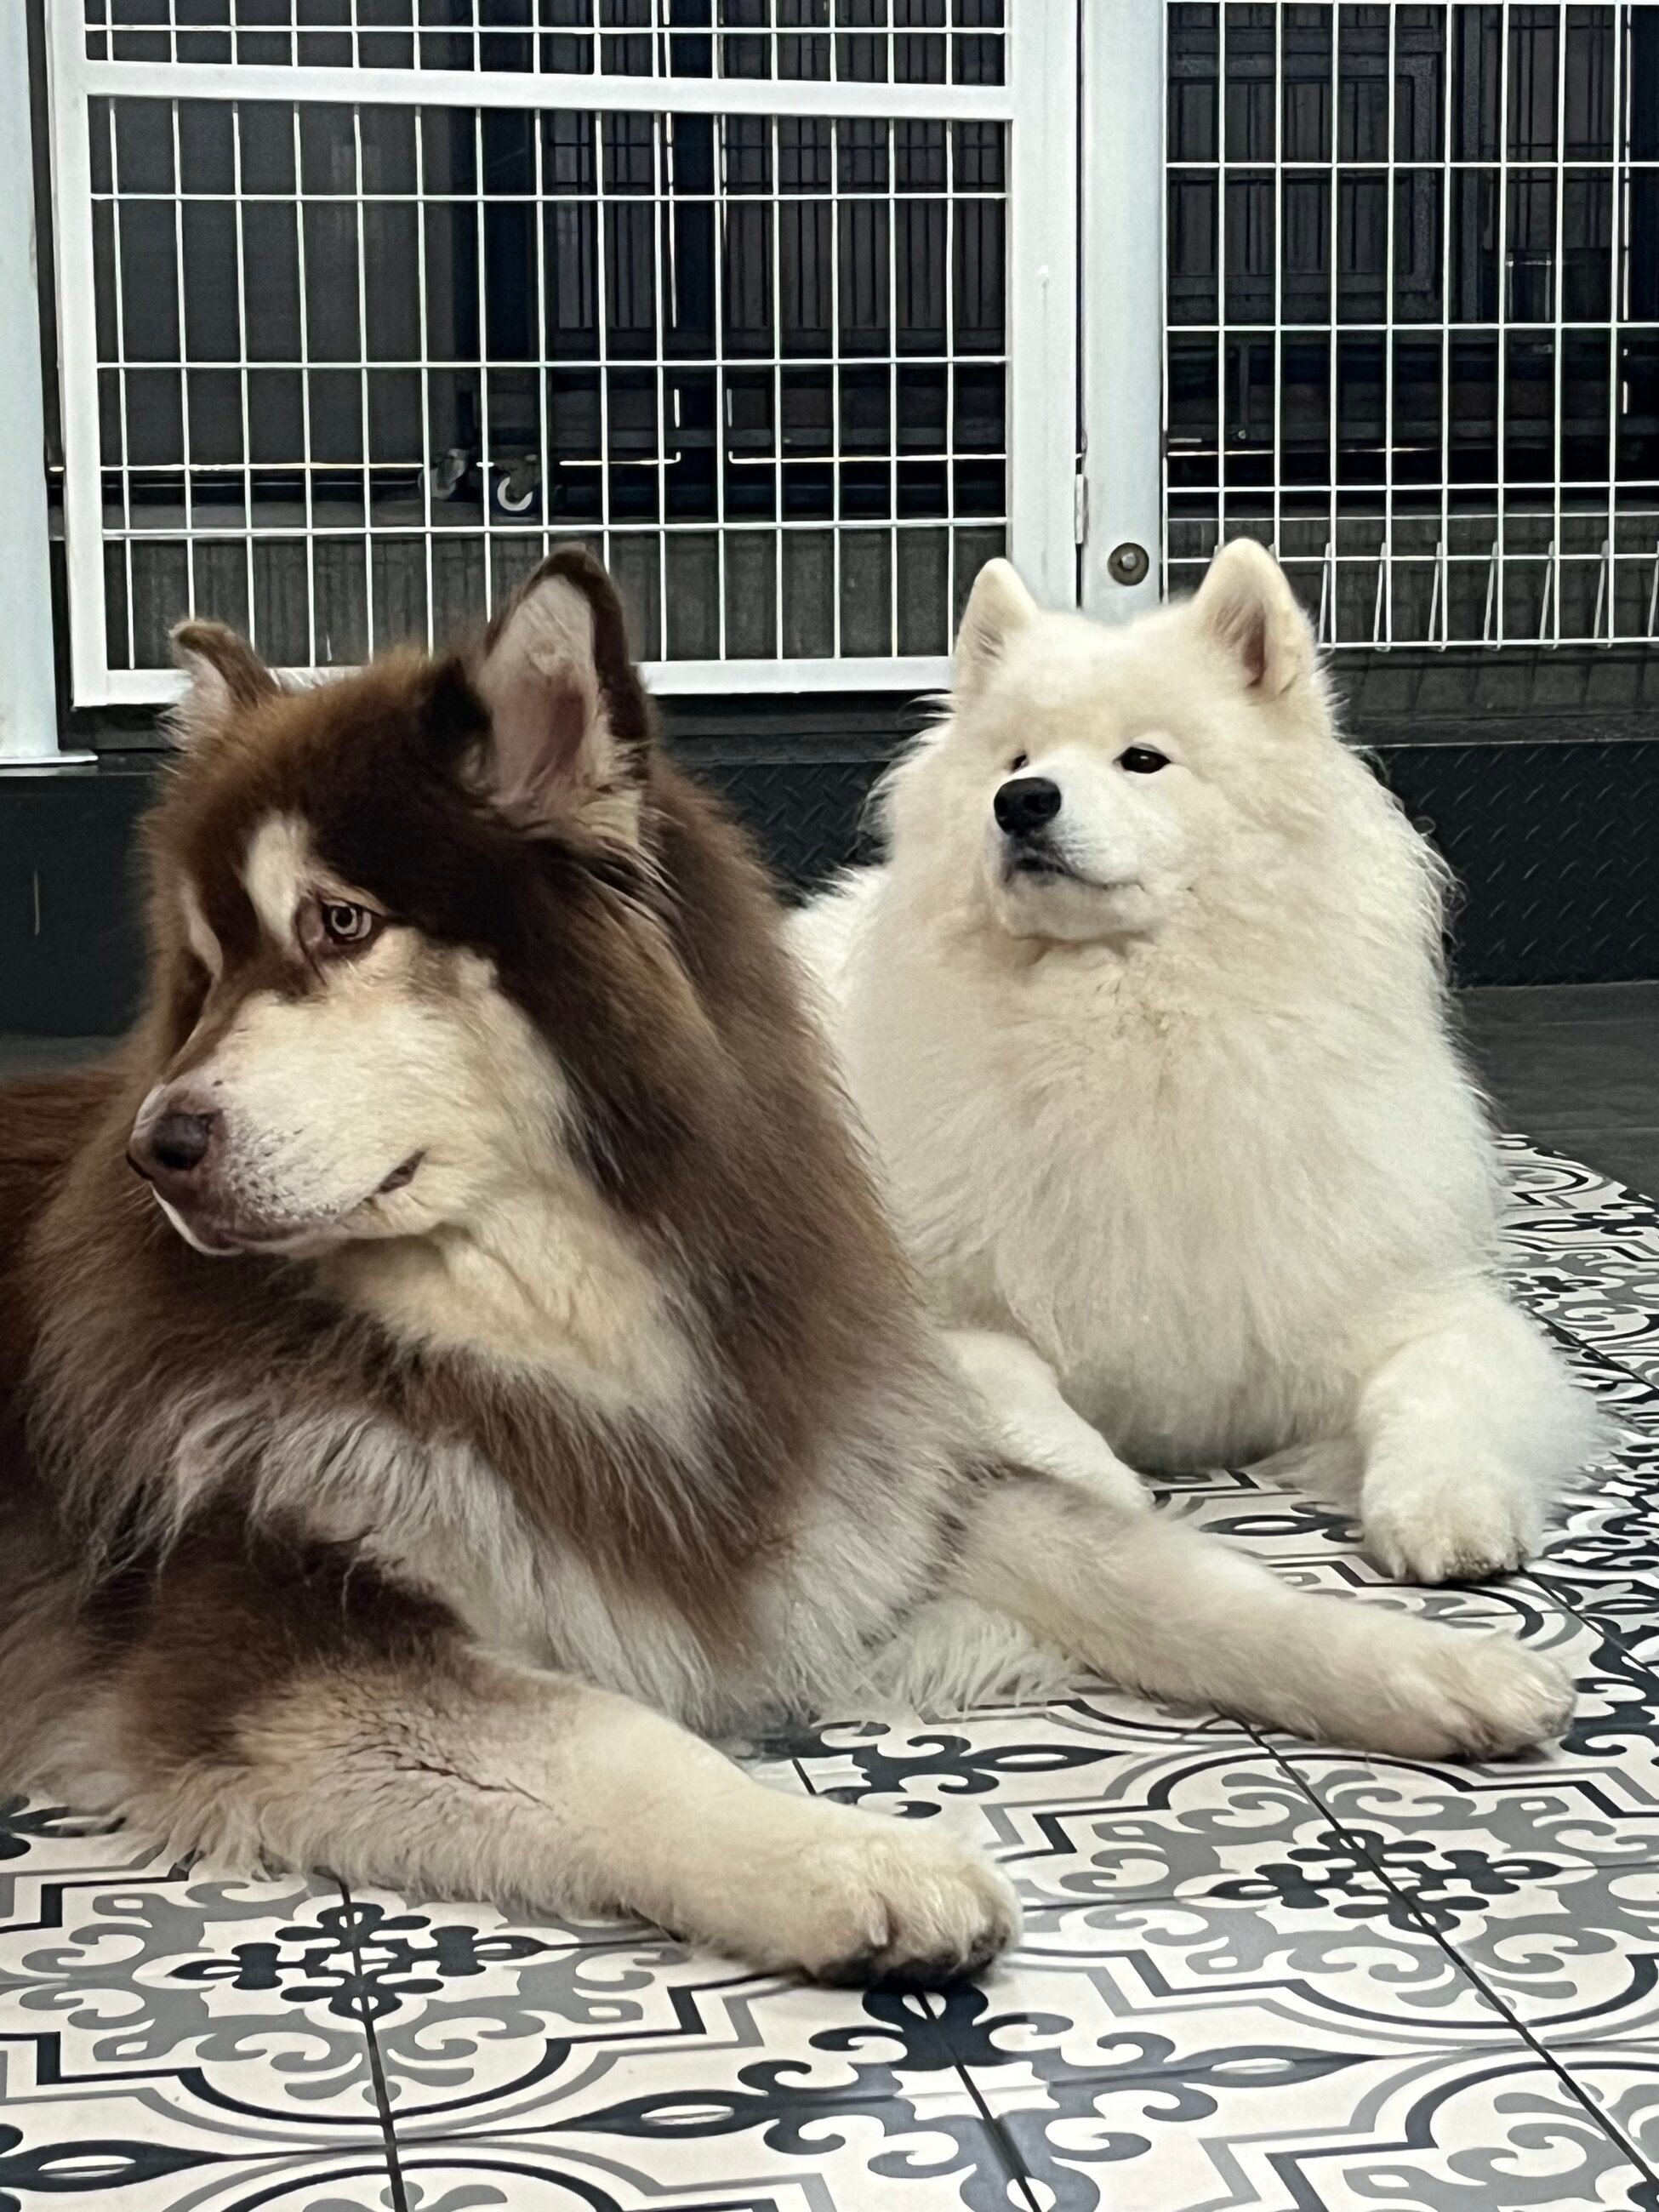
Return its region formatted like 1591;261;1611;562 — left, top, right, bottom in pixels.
995;776;1063;838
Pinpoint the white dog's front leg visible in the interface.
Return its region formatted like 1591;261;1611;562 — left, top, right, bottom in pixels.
954;1474;1574;1759
1354;1283;1604;1584
948;1327;1148;1511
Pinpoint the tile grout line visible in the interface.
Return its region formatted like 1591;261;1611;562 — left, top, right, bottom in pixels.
1531;1565;1659;1692
1522;1286;1659;1616
798;1739;1069;2209
1507;1163;1659;1343
968;2118;1045;2212
322;1815;1041;2207
944;2014;1045;2212
1533;1303;1659;1410
1245;1728;1659;2187
1503;1135;1659;1218
1510;1192;1659;1231
334;1877;413;2212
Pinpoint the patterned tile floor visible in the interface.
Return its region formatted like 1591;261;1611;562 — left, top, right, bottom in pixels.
7;1139;1659;2210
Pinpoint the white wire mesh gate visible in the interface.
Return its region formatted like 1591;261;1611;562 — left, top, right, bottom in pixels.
45;1;1078;705
1164;2;1659;648
44;1;1658;717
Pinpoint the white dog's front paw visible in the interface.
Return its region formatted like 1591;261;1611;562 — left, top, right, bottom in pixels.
726;1806;1020;1987
1365;1627;1574;1761
1363;1463;1543;1585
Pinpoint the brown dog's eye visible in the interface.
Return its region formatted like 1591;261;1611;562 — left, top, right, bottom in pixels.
300;897;384;959
322;901;377;944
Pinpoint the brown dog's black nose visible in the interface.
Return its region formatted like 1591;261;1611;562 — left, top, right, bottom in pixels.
994;775;1063;838
132;1109;219;1183
151;1111;216;1173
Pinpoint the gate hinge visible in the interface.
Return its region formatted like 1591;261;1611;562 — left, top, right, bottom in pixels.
1073;468;1089;547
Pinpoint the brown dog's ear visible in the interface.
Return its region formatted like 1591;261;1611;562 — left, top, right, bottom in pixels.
168;619;276;745
1188;538;1315;700
470;547;653;841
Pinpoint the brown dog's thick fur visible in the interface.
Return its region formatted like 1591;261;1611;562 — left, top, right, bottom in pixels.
0;549;1577;1982
22;670;917;1649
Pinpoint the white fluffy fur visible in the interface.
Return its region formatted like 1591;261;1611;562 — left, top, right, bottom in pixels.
795;539;1603;1583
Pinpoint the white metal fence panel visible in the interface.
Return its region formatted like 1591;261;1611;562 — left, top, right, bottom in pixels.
48;1;1077;704
1164;1;1659;647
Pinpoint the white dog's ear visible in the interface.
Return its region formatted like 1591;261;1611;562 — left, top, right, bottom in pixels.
1189;539;1314;700
470;545;652;840
168;620;276;745
954;558;1040;704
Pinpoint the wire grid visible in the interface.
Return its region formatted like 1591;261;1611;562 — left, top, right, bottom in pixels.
87;94;1009;673
82;0;1007;86
1166;1;1659;647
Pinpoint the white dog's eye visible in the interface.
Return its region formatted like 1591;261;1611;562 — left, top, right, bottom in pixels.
1007;752;1029;772
1118;745;1169;775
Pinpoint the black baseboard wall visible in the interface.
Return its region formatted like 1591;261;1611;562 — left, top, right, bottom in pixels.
5;685;1659;1035
3;759;153;1036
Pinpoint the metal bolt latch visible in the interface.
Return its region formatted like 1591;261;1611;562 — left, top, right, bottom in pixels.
1107;541;1150;587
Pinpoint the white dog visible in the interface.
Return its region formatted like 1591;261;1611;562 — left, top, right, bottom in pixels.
795;539;1600;1584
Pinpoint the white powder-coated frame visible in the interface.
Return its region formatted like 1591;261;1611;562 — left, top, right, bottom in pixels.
0;3;88;762
1080;0;1166;621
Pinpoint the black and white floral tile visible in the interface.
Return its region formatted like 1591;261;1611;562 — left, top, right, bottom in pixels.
9;1139;1659;2211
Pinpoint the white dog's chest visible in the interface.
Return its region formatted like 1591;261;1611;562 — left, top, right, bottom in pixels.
981;1129;1342;1456
874;1008;1446;1464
